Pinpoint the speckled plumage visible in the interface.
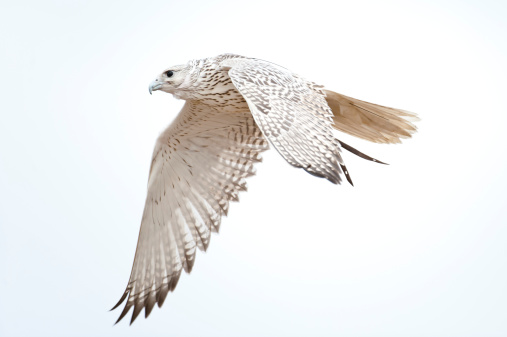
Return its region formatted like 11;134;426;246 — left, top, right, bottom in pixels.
112;54;418;324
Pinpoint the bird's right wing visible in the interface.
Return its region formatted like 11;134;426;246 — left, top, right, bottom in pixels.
323;90;419;144
112;100;268;324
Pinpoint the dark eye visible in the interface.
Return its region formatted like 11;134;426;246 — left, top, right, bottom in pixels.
166;70;174;77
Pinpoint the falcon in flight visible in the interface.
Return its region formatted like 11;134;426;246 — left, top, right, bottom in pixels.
112;54;418;324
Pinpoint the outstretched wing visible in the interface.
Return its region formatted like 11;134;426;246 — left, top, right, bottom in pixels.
112;100;268;324
225;58;351;185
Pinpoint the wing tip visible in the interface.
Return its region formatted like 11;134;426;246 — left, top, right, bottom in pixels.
111;290;129;311
340;164;354;186
338;140;388;165
129;302;144;325
114;301;133;325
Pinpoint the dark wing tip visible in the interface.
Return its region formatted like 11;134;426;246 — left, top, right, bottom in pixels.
144;287;161;318
156;284;169;308
111;291;129;311
130;302;144;325
373;158;389;165
112;273;184;325
340;164;354;186
114;301;133;325
338;140;388;165
145;294;157;318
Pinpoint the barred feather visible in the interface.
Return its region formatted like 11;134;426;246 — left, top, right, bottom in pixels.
112;100;268;324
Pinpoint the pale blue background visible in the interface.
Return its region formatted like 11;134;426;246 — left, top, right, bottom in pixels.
1;0;506;336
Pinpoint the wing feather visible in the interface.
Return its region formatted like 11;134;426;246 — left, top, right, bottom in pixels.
227;59;349;184
113;100;268;324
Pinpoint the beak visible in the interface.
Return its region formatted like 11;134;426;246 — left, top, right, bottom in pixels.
149;80;162;95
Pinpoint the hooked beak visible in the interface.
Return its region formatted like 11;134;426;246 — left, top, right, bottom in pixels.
149;80;163;95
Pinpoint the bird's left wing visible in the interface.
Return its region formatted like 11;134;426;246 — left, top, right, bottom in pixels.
112;100;268;324
224;58;352;185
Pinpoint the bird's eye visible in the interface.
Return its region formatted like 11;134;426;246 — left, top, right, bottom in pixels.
166;70;174;77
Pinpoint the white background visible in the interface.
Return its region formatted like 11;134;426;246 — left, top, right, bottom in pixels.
1;0;506;336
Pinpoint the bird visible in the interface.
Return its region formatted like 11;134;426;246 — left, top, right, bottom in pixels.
111;53;418;324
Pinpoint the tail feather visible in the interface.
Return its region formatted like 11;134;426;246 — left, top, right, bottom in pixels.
324;90;419;144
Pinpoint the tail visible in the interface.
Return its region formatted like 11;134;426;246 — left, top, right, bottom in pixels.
323;90;419;144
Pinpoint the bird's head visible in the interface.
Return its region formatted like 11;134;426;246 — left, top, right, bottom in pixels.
148;63;197;99
148;56;240;102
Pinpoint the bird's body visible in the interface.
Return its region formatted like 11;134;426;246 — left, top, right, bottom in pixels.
112;54;418;324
